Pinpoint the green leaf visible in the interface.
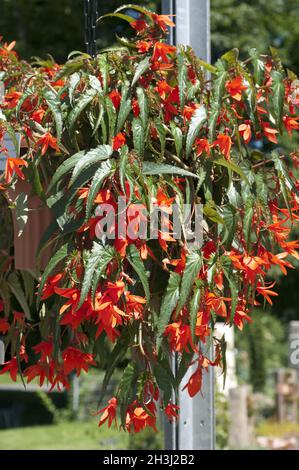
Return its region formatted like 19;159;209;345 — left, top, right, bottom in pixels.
68;72;81;104
272;71;285;131
154;118;168;158
223;267;238;323
43;87;63;143
37;243;70;305
170;122;183;158
157;272;181;350
209;71;227;139
97;12;135;24
79;242;114;309
119;145;129;193
132;117;144;157
176;251;202;314
249;49;264;85
177;49;187;110
14;192;29;237
221;204;236;248
213;158;249;183
68;88;97;133
203;201;224;225
190;286;201;343
136;87;148;130
105;95;117;142
7;273;31;320
153;362;172;405
186;105;207;158
85;160;114;221
132;57;150;87
243;197;254;250
69;144;112;187
91;246;116;301
98;334;130;406
116;84;131;132
48;150;85;192
221;48;239;65
142;162;198;179
197;59;217;74
117;363;138;426
127;245;150;301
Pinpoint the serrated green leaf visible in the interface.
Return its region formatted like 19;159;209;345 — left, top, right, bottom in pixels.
186;105;207;158
116;84;131;132
176;251;202;313
136;87;148;130
69;144;112;187
48;150;85;192
272;71;285;131
119;144;129;193
213;158;248;183
43;87;63;142
68;88;97;133
243;197;254;250
127;244;150;301
132;57;150;87
170;122;183;158
177;49;187;110
221;204;236;248
132;117;144;157
14;192;29;237
98;334;130;406
157;272;181;350
190;287;201;343
142;162;198;179
37;243;70;305
85;160;114;221
7;273;30;320
97;12;135;24
203;201;224;225
79;242;114;309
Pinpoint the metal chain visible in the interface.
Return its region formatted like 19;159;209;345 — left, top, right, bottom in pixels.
83;0;98;57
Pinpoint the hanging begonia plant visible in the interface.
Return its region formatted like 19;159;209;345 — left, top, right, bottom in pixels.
1;5;299;433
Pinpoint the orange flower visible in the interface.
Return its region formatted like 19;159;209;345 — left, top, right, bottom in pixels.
195;138;210;157
5;157;27;184
126;402;157;433
212;134;232;159
0;317;10;334
183;366;202;397
112;132;126;151
36;132;59;156
62;347;96;376
261;122;278;144
256;281;278;305
109;90;121;110
152;14;175;31
283;115;299;136
164;403;179;422
131;19;148;32
225;76;247;101
151;42;176;64
239;122;252;144
97;397;118;428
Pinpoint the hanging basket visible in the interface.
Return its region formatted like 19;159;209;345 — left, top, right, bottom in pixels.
6;180;52;272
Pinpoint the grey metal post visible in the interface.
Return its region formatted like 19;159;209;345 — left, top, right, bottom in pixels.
162;0;214;450
0;339;4;365
289;321;299;382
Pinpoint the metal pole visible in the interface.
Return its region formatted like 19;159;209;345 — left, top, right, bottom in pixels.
162;0;214;451
83;0;98;57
